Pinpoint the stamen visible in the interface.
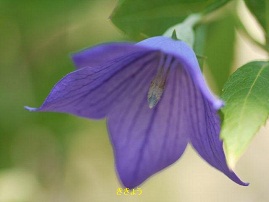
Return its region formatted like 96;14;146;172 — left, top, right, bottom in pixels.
148;75;166;109
147;55;173;109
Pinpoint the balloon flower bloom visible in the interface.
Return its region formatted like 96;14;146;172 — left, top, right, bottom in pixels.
26;36;248;188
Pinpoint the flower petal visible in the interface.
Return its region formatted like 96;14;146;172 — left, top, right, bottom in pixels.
185;75;248;186
137;36;224;109
107;62;189;188
72;43;149;69
137;37;248;185
27;50;158;119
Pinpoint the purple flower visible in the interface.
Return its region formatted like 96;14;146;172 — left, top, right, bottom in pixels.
26;36;248;188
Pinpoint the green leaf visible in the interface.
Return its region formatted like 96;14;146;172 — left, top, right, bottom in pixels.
193;24;207;69
204;15;236;93
111;0;230;39
221;61;269;169
244;0;269;45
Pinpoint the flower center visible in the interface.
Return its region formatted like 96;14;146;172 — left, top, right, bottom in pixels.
147;55;173;109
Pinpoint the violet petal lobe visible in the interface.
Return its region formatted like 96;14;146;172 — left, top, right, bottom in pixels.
107;61;189;188
72;43;150;69
185;76;248;186
27;49;158;119
136;37;247;185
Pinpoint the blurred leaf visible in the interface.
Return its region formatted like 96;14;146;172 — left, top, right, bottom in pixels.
111;0;231;39
244;0;269;45
0;0;93;168
193;24;207;69
204;15;236;93
221;61;269;169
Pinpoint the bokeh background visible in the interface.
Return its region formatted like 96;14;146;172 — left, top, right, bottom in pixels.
0;0;268;201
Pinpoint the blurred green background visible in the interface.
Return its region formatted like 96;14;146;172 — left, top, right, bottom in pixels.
0;0;269;201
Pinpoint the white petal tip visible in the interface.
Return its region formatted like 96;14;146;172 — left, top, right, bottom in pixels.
213;100;225;110
24;106;38;112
